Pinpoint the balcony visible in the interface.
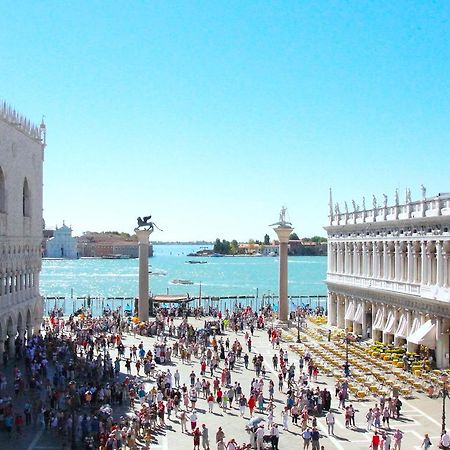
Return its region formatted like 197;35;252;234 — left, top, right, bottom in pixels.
325;272;450;301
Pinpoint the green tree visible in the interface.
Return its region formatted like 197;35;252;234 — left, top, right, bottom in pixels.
289;232;300;240
263;234;270;245
230;239;239;255
311;236;327;243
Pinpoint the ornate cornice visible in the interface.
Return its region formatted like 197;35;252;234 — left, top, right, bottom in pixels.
326;281;450;319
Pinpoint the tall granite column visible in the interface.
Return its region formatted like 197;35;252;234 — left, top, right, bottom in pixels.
136;228;153;322
273;225;293;322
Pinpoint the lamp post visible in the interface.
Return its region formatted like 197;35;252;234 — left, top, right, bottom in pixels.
297;313;302;343
442;374;450;434
344;330;350;377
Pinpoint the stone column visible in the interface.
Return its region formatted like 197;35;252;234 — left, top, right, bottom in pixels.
444;253;449;288
372;242;378;279
394;241;401;281
135;228;154;322
327;293;336;327
407;242;414;283
273;225;293;322
437;241;444;287
327;243;333;273
383;241;389;280
336;297;345;329
436;318;449;369
361;301;368;338
420;241;428;285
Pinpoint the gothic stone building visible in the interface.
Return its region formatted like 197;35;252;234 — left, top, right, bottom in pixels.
0;102;46;355
325;189;450;368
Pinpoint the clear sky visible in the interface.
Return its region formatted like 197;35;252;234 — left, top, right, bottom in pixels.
1;1;449;241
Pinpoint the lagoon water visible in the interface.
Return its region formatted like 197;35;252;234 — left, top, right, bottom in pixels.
41;244;327;314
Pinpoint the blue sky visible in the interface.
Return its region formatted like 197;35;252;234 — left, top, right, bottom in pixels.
1;1;449;241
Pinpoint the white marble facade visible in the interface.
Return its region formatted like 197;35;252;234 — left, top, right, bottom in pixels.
46;223;78;258
0;102;46;356
325;189;450;368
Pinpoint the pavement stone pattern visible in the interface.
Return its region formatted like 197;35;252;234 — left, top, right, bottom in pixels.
0;316;445;449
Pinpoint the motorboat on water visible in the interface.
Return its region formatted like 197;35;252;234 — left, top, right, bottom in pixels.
170;279;194;285
187;260;207;264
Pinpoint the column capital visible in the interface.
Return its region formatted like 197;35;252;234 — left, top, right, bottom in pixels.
273;226;293;243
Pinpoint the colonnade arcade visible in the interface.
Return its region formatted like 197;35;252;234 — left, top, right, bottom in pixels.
327;291;450;369
328;239;450;287
0;303;41;357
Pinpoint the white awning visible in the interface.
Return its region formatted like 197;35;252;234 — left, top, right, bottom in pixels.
345;302;355;321
372;309;385;330
409;317;421;336
353;303;363;324
407;320;436;349
394;314;407;338
384;311;396;334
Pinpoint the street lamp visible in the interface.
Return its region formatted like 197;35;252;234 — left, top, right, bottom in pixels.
297;313;302;343
344;330;350;377
442;374;450;434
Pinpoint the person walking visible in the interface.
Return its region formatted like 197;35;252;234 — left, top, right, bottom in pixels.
392;429;403;449
201;424;210;450
310;427;320;450
193;427;201;450
302;427;312;450
421;433;432;450
370;431;380;450
440;430;450;450
325;410;335;435
270;423;279;450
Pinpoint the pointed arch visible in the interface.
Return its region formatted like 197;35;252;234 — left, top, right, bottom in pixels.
0;166;5;213
23;177;31;217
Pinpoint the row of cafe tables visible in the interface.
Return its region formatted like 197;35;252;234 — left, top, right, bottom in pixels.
285;317;448;402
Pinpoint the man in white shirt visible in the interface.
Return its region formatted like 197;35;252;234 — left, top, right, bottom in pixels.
256;424;265;450
325;410;335;435
441;430;450;450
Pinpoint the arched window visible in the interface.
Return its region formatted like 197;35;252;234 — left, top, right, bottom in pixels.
23;178;31;217
0;167;5;213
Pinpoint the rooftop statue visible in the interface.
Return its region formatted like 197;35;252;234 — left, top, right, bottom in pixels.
352;200;357;212
372;195;377;209
362;196;366;211
395;189;399;206
406;188;411;204
383;194;388;208
421;184;427;199
344;201;348;214
334;203;340;216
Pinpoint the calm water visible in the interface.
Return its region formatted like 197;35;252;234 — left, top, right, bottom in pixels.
41;244;327;315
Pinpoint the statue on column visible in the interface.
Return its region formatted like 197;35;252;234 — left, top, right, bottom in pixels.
135;215;163;232
269;206;292;227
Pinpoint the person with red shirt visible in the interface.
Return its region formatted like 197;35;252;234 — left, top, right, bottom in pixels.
248;394;256;417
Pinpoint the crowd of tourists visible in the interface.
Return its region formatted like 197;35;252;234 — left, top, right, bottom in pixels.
0;304;447;450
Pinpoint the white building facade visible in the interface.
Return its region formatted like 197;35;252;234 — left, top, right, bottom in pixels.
46;223;78;258
0;102;46;356
325;189;450;368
